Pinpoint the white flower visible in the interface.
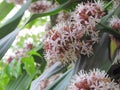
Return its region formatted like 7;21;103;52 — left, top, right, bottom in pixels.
44;21;82;64
44;1;106;64
68;69;119;90
81;41;93;57
70;0;105;56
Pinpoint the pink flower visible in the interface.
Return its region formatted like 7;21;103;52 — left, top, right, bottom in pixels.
44;1;106;64
109;17;120;31
68;69;119;90
70;0;105;56
44;22;82;64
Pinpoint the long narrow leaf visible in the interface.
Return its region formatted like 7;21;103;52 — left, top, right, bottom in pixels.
30;62;65;90
6;71;36;90
28;0;73;23
0;29;19;60
0;0;32;39
73;33;111;74
45;69;73;90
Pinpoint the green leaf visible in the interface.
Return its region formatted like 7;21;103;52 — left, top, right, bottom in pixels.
27;50;42;58
73;33;111;74
6;60;21;78
0;29;19;60
56;0;78;11
0;1;14;21
107;49;120;81
56;0;68;4
6;71;36;90
30;62;65;90
97;22;120;38
45;69;73;90
22;56;35;76
0;0;32;39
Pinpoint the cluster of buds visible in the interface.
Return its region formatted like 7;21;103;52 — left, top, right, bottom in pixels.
68;69;119;90
7;42;33;63
44;1;105;64
6;0;25;5
28;0;53;14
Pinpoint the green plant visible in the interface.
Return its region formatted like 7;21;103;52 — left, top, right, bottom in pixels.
0;0;120;90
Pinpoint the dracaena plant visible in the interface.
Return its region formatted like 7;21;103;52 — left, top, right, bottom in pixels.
0;0;120;90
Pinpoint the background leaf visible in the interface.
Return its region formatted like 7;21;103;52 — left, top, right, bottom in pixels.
0;29;19;60
73;33;111;74
6;71;36;90
45;69;73;90
0;1;14;21
0;0;32;39
22;56;35;76
30;62;65;90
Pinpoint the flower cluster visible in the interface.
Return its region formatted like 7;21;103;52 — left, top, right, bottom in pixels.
56;11;70;23
7;42;33;63
44;1;105;64
68;69;119;90
71;1;105;56
109;17;120;32
28;0;52;14
44;22;80;64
